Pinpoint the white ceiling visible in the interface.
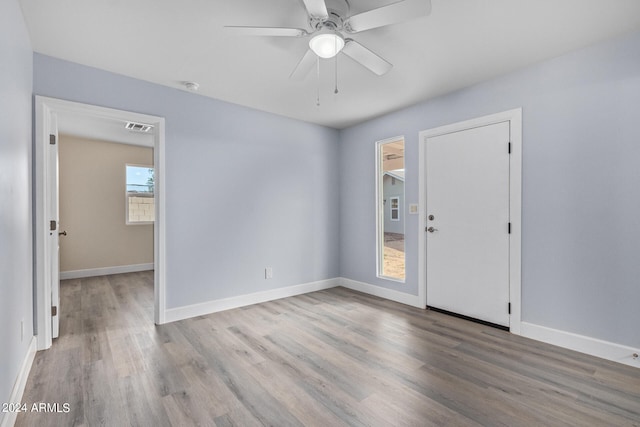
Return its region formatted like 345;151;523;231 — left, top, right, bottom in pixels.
19;0;640;129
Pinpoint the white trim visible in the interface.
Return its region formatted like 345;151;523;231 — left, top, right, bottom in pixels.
339;278;422;308
34;98;52;350
164;279;340;323
60;263;154;280
508;109;523;335
418;108;523;333
154;118;167;325
35;96;168;350
0;337;37;427
521;322;640;369
417;135;427;309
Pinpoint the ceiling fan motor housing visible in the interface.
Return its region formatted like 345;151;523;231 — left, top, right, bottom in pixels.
308;0;350;31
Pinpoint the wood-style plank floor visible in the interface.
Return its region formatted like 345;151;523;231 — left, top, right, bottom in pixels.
17;271;640;426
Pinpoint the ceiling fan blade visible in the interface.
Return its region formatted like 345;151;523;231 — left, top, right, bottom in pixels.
290;49;317;81
342;39;393;76
344;0;432;33
301;0;329;20
225;26;308;37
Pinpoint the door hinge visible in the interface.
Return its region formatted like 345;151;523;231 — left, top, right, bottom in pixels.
51;306;57;317
508;303;511;314
508;222;511;234
49;134;56;145
508;142;511;154
50;220;57;231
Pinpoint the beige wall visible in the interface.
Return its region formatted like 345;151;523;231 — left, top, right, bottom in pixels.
59;134;153;272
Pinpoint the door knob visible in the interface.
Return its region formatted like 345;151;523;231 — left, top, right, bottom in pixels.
59;231;67;236
427;227;438;233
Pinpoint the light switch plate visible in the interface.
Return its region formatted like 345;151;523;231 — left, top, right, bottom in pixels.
409;204;418;214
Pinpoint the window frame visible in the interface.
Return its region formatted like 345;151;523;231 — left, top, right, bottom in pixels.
390;196;400;222
125;163;155;225
375;136;406;283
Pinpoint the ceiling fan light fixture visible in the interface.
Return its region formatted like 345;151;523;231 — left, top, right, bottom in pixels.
309;30;345;59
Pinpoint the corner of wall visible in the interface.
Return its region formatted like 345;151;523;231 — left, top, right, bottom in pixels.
339;277;423;308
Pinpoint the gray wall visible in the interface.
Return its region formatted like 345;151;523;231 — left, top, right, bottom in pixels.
34;54;340;308
339;30;640;348
0;0;33;413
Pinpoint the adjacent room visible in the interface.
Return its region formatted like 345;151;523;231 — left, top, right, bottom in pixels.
2;0;640;426
58;131;155;279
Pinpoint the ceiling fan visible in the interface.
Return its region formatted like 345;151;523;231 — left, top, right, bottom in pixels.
226;0;432;80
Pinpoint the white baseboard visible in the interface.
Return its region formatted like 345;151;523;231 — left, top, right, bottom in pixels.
339;277;424;309
164;278;340;323
60;263;154;280
521;322;640;368
0;337;37;427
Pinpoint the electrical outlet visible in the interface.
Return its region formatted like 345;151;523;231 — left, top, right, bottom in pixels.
265;267;273;279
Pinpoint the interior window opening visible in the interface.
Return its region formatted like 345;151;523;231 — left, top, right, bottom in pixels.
377;137;405;281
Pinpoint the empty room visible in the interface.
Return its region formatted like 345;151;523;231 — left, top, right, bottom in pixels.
2;0;640;426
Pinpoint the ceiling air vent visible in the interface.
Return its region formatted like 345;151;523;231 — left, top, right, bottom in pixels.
125;121;154;133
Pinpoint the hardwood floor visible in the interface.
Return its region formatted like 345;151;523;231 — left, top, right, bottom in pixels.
17;272;640;426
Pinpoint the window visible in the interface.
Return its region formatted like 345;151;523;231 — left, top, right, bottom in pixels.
126;165;154;224
376;137;405;281
390;196;400;221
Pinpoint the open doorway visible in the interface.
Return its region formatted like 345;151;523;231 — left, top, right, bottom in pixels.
58;136;154;279
34;97;166;350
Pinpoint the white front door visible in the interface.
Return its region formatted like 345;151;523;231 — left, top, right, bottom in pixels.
426;121;511;327
48;115;60;338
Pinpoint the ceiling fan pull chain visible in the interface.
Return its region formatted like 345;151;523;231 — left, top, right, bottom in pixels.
316;56;321;107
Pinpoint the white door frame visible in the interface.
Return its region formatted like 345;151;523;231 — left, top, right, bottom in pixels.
418;108;522;334
34;96;167;350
